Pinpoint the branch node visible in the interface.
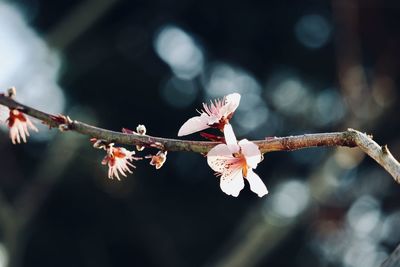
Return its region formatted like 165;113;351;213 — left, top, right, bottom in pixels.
382;145;389;154
150;142;165;151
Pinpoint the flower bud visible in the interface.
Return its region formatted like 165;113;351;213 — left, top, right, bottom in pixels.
136;124;146;135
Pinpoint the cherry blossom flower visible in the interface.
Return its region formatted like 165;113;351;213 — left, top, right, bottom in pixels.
101;144;138;180
149;151;167;169
7;109;38;144
207;124;268;197
178;93;241;136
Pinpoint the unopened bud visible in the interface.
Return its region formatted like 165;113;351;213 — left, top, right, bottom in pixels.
136;145;145;151
136;124;146;135
6;87;16;98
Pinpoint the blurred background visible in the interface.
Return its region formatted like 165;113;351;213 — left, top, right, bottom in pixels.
0;0;399;266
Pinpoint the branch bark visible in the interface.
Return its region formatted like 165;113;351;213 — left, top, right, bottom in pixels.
0;94;399;183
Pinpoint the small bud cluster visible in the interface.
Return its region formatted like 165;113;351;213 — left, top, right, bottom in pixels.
92;124;169;179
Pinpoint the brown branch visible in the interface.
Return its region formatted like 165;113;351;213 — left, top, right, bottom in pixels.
0;94;399;183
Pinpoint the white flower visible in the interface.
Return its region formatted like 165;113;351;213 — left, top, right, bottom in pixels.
178;93;241;136
207;124;268;197
102;145;137;180
7;109;38;144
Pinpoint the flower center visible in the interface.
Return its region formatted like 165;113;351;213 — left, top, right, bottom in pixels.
113;149;126;158
232;152;248;177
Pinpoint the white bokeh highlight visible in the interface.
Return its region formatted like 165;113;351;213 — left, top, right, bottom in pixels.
0;2;65;141
154;25;204;80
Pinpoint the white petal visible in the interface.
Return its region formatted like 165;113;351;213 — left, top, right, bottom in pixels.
221;93;241;116
207;144;234;173
26;118;38;132
9;127;18;144
177;115;210;136
17;122;27;143
113;168;121;180
223;124;239;153
246;169;268;197
220;168;244;197
239;139;261;168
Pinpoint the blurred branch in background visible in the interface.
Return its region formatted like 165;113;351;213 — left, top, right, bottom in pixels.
46;0;119;49
0;132;84;267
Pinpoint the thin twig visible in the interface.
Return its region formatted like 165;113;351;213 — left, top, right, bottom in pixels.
347;128;400;183
0;94;399;183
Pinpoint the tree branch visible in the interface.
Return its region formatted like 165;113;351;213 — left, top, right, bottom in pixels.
0;94;399;183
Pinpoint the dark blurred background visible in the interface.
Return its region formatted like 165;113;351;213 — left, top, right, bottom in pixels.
0;0;399;266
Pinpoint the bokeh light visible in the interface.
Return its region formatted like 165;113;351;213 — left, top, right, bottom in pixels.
312;89;346;127
154;25;204;80
267;180;310;221
266;70;312;117
346;195;381;237
0;2;65;141
160;76;199;109
202;62;269;136
0;244;8;267
294;14;332;49
381;210;400;246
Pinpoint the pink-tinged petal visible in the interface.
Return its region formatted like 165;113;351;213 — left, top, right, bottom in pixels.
17;122;27;143
207;144;235;173
238;139;261;168
221;93;241;115
246;169;268;197
223;124;239;153
220;168;244;197
26;118;38;132
9;126;19;144
201;107;220;125
178;116;210;136
111;167;121;180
